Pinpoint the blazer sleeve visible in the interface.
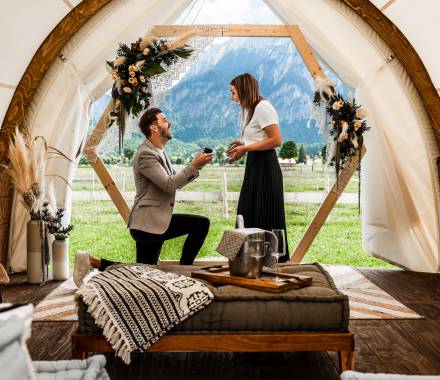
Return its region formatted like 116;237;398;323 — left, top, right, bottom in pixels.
178;170;199;189
138;151;198;194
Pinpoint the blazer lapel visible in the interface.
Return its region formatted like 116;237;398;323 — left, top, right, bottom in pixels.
143;139;172;175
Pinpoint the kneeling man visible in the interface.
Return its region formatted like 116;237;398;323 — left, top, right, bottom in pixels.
74;108;212;286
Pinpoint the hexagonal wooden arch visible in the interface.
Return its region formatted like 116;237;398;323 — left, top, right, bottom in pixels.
83;24;365;263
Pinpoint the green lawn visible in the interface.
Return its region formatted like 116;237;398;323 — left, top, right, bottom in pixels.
69;200;393;269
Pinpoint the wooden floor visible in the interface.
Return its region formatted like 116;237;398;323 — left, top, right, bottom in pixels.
3;267;440;379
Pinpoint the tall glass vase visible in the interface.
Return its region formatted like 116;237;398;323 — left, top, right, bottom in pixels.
26;220;49;284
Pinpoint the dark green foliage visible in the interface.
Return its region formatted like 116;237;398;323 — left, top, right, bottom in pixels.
123;148;135;161
279;140;297;159
297;144;307;164
41;203;74;240
321;144;327;163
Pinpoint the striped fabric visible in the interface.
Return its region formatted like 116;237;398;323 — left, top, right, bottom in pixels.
325;265;422;319
76;265;213;364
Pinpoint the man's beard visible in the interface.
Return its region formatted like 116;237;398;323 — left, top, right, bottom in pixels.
160;127;172;141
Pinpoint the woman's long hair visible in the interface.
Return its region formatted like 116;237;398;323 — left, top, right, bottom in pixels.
231;73;263;125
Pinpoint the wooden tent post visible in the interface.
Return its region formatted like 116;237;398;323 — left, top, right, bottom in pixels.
290;146;366;263
83;99;130;223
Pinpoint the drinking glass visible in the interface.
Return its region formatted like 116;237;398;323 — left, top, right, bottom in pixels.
271;229;286;282
248;239;264;278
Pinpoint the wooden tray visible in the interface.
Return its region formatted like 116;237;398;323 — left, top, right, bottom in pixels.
191;265;312;293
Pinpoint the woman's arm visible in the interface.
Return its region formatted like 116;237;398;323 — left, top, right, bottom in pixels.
228;124;282;161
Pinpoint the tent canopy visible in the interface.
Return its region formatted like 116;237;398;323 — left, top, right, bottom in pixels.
1;0;439;272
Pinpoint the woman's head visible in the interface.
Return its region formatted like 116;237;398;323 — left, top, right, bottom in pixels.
230;73;263;124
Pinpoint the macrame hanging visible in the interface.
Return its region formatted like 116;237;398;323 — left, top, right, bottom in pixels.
150;25;229;105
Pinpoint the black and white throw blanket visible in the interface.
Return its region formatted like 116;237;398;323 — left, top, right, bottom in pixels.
77;265;214;364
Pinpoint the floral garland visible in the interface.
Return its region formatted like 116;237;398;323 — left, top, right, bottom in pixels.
313;78;369;179
106;31;195;148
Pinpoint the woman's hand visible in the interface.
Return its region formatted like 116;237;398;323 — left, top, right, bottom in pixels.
228;145;247;163
227;140;242;156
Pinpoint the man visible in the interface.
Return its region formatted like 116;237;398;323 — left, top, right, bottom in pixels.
73;108;212;286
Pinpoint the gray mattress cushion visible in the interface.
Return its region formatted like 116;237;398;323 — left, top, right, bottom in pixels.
77;263;349;333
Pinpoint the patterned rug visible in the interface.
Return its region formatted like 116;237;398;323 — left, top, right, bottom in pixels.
33;266;422;322
325;265;422;319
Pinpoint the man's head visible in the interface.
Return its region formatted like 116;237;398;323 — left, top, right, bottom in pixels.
139;107;172;142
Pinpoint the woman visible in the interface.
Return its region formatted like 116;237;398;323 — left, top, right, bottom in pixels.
227;73;289;262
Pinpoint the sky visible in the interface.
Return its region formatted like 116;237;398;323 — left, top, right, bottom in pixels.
175;0;283;25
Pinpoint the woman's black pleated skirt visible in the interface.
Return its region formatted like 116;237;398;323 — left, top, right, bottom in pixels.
237;149;289;262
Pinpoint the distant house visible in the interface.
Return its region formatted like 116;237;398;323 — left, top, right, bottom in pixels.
278;158;296;166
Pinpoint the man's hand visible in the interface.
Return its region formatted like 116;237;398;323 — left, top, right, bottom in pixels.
192;150;213;169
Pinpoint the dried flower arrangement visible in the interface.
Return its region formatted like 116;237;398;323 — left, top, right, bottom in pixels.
106;30;196;148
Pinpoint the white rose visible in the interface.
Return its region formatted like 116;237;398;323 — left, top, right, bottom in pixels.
143;48;150;56
355;108;365;118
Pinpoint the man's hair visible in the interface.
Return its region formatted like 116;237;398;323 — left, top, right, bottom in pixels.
230;73;263;125
139;108;162;138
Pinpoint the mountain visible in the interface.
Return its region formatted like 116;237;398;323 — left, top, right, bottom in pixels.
92;37;347;155
160;37;321;146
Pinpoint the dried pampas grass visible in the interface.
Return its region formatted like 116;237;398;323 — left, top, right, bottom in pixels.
8;128;31;195
7;128;47;218
140;32;158;50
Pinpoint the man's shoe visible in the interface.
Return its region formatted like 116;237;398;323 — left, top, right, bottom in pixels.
73;251;93;287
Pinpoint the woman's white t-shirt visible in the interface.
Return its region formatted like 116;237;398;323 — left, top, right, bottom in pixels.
240;99;279;146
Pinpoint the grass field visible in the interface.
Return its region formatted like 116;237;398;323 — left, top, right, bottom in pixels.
69;200;394;269
73;163;359;193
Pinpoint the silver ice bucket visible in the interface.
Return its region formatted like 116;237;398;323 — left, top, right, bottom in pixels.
228;228;277;278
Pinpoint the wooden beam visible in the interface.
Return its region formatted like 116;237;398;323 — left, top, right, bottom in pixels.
153;24;293;37
286;25;326;80
83;99;130;223
380;0;398;12
90;158;130;222
71;331;355;353
290;146;366;263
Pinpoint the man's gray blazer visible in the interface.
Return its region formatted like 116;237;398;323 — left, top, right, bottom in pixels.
128;138;199;234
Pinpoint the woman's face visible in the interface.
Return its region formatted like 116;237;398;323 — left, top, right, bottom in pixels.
230;85;239;103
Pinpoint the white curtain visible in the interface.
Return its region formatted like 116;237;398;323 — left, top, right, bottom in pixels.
8;0;192;272
265;0;440;272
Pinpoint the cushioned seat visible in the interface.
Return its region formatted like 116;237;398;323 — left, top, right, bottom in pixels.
77;263;349;334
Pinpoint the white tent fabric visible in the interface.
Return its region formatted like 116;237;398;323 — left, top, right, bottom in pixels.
1;0;439;272
266;0;440;272
6;0;192;272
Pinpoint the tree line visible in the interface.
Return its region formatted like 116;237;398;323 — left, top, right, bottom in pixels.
79;141;326;166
